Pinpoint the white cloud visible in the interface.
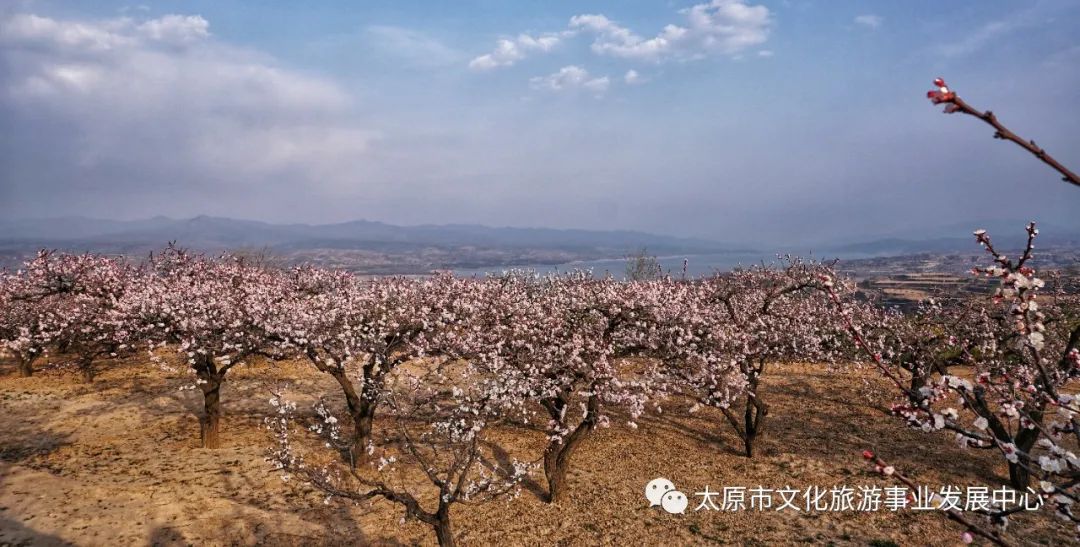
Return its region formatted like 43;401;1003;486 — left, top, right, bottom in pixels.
529;65;610;96
568;14;682;62
0;13;212;50
136;14;210;44
570;1;771;62
1;13;137;51
757;49;774;57
853;15;883;29
0;12;375;193
469;1;771;72
468;32;563;71
623;69;645;84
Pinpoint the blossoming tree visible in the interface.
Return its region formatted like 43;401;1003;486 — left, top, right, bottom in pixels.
657;259;849;457
40;253;136;382
0;252;58;377
277;267;451;464
821;79;1080;543
123;246;291;448
267;339;531;547
444;271;659;503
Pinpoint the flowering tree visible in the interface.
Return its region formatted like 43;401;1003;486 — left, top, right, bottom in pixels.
827;226;1080;520
40;253;136;382
658;259;848;457
0;250;135;381
446;271;657;503
267;348;531;547
278;267;447;464
818;79;1080;542
0;253;57;377
123;246;291;448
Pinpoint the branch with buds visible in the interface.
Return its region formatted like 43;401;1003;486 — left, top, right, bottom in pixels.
861;450;1014;546
927;78;1080;187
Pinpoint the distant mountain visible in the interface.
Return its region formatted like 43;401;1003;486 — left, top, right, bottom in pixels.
0;215;749;273
2;215;1076;274
0;215;741;251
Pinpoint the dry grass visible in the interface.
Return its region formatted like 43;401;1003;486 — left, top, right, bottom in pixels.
0;357;1071;546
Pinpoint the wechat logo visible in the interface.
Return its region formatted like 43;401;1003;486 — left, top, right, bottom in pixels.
645;477;688;514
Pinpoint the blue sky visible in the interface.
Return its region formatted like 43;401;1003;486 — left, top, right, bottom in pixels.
2;1;1078;246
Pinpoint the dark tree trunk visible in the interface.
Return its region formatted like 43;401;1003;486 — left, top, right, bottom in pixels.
200;377;223;449
1008;461;1030;491
743;396;755;458
742;397;768;457
196;356;226;449
313;351;387;466
78;354;95;383
542;391;599;504
432;507;454;547
973;385;1044;491
1008;421;1042;490
741;364;768;458
326;367;370;464
351;400;376;465
18;356;34;377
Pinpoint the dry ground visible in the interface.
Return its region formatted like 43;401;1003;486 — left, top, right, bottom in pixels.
0;357;1072;546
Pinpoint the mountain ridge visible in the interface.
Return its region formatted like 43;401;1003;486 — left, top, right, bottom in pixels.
2;215;1077;274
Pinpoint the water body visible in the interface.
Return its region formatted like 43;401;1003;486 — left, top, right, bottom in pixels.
452;251;877;279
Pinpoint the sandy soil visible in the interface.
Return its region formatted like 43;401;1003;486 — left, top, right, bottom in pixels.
0;357;1071;546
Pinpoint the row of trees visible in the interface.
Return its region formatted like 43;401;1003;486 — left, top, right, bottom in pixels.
1;247;853;545
270;262;855;545
2;78;1077;545
3;244;1077;545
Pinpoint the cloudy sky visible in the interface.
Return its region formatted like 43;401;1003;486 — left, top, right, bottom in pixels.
2;0;1078;246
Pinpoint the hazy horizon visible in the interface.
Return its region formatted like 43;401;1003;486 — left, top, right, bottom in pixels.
2;1;1079;249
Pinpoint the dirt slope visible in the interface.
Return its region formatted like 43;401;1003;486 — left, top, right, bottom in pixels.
0;359;1069;546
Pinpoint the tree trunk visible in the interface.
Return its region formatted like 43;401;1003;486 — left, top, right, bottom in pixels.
1008;461;1030;491
327;367;377;466
743;397;755;457
741;365;767;458
350;401;376;465
742;398;768;457
432;508;454;547
543;392;599;504
1008;424;1041;490
79;355;95;383
18;357;34;377
197;359;225;449
543;445;570;504
317;353;386;466
201;380;223;449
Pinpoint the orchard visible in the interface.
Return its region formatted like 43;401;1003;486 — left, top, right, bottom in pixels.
1;80;1078;547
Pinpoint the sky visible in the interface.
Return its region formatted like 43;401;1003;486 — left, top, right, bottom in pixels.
1;0;1078;247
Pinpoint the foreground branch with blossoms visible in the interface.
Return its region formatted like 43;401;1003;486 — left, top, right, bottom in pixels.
823;221;1080;539
813;79;1080;542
